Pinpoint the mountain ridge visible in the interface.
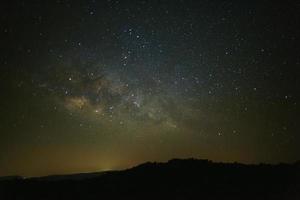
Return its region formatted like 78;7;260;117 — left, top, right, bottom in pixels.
1;158;299;199
1;158;300;180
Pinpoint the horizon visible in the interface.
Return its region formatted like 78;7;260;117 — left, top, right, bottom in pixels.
2;158;299;199
2;157;299;178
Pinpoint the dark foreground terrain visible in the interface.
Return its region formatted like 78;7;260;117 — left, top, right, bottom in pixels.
1;159;300;200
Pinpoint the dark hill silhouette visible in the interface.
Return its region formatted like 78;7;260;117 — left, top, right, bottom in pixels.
0;176;23;181
29;171;109;181
1;158;299;200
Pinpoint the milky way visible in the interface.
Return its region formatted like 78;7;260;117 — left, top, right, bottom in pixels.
0;1;299;176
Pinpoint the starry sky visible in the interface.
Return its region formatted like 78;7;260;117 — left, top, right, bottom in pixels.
0;0;299;177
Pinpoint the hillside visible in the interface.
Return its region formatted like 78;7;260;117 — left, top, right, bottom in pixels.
1;159;300;199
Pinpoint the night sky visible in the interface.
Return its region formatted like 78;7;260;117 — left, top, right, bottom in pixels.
0;0;299;177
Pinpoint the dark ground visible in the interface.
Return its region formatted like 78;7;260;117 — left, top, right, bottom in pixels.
1;159;300;200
